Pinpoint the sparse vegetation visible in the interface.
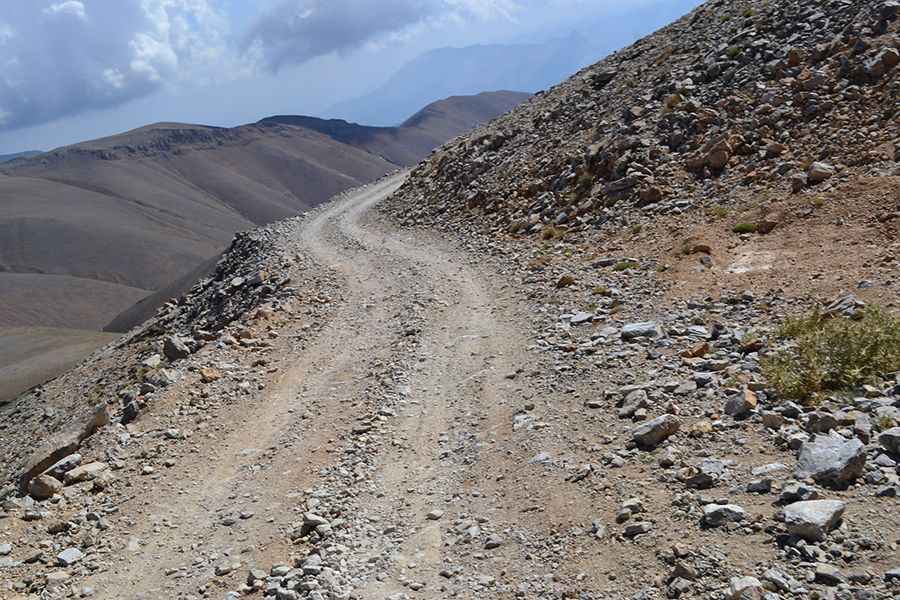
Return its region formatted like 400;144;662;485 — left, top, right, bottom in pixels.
576;172;594;193
732;222;758;234
613;260;640;271
762;306;900;404
541;225;566;241
707;205;730;219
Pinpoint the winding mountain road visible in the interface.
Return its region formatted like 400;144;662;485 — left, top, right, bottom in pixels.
85;174;581;599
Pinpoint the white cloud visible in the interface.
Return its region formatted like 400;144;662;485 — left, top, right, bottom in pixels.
0;0;236;131
103;68;126;89
43;1;88;20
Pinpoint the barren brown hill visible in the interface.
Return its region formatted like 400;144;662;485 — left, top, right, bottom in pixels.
0;328;118;406
262;91;531;166
0;91;526;332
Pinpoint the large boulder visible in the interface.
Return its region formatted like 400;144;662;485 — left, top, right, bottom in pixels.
17;404;110;492
783;499;846;541
28;475;63;501
17;431;80;493
632;414;681;448
795;434;866;487
879;427;900;455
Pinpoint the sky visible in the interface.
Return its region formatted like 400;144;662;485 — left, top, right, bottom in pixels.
0;0;702;154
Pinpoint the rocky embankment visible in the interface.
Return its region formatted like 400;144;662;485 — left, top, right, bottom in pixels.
378;0;900;597
0;214;342;595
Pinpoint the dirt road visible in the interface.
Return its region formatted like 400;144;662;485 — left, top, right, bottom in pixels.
84;174;563;599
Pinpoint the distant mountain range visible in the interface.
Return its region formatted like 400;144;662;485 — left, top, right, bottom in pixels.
327;33;596;126
326;0;703;127
0;151;42;164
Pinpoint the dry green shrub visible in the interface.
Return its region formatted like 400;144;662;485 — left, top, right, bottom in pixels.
762;306;900;404
732;222;758;234
541;225;566;241
613;260;640;271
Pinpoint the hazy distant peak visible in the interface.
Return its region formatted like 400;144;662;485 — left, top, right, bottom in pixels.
326;37;598;127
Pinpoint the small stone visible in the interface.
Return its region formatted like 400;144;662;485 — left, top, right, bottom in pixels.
728;576;764;600
247;568;267;585
621;322;662;341
779;480;820;504
623;521;653;538
426;510;444;521
814;563;845;586
29;474;63;500
199;367;222;383
163;336;191;361
484;535;503;549
879;427;900;455
45;571;71;588
270;564;291;577
746;479;771;494
807;162;835;184
64;462;109;485
57;547;84;567
724;389;757;419
679;458;726;489
702;504;746;528
0;543;11;556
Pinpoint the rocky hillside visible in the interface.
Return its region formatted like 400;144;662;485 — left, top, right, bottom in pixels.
0;212;327;490
379;0;900;597
1;2;900;599
390;0;898;259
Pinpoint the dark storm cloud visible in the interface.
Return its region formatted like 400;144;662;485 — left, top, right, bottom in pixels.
244;0;512;72
0;1;226;133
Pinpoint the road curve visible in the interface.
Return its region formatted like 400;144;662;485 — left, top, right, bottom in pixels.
87;174;536;599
